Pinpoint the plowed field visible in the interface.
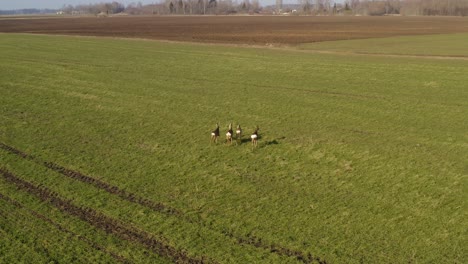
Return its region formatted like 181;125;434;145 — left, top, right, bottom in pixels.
2;15;468;45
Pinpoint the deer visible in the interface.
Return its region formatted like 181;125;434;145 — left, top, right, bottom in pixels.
226;123;233;145
235;124;242;140
235;124;242;145
211;123;220;144
251;126;259;148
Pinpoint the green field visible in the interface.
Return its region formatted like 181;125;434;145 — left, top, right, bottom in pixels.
1;33;467;263
299;33;468;57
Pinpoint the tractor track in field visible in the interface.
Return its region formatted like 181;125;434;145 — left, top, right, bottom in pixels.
0;168;215;264
0;192;129;263
0;142;327;264
0;142;31;159
43;161;183;217
223;230;327;264
0;143;182;218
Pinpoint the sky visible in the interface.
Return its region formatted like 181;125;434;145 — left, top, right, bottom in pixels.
0;0;344;10
0;0;150;10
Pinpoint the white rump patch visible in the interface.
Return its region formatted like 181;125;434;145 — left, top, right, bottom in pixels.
211;133;215;136
236;130;241;134
226;132;232;137
251;134;257;139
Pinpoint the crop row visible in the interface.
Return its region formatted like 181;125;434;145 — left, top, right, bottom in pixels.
0;167;214;264
0;142;327;264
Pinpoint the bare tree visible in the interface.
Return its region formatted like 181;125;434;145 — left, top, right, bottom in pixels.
350;0;360;11
251;0;261;12
401;0;468;16
299;0;312;14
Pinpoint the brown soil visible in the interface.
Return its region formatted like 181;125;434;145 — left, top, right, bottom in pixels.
1;16;468;45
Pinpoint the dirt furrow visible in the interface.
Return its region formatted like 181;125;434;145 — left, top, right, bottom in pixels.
43;161;182;217
0;142;327;263
0;142;32;159
223;230;327;264
0;192;129;263
0;168;214;264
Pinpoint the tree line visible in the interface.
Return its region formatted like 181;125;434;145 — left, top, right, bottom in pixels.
3;0;466;16
59;0;468;16
297;0;468;16
59;0;261;15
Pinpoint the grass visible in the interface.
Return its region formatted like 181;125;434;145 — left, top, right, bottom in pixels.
0;33;467;263
298;33;468;57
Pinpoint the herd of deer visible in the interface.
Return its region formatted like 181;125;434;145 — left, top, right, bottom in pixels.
210;123;259;147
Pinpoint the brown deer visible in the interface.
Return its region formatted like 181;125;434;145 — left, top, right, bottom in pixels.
251;126;259;148
226;123;233;145
211;123;220;144
235;124;242;145
236;124;242;140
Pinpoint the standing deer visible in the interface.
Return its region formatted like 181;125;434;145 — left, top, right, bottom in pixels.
251;126;259;148
211;123;220;144
236;124;242;140
235;124;242;145
226;123;233;145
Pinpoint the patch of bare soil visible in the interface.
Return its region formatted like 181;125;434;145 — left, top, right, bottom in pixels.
1;16;468;45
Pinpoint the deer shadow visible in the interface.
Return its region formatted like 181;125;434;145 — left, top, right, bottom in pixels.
262;136;285;147
236;134;262;144
233;136;284;147
238;138;251;144
264;139;279;146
